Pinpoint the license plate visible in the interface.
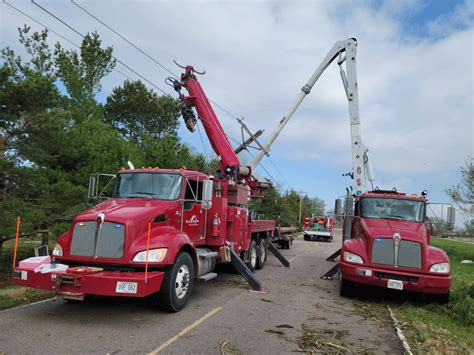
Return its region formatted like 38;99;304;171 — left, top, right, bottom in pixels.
387;279;403;290
115;281;138;294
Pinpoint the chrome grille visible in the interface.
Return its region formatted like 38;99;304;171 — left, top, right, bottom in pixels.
371;238;421;269
70;221;124;258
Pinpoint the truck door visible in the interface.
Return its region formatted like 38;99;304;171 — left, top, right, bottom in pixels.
182;178;205;243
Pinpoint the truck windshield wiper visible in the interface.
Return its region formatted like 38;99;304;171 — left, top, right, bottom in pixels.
383;215;406;220
129;191;157;198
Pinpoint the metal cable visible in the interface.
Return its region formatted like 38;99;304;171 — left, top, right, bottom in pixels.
3;0;132;81
31;0;170;95
70;0;179;79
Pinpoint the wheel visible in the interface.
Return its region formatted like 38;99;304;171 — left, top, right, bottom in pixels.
340;278;354;298
246;240;258;272
154;252;194;312
256;239;266;270
304;235;309;241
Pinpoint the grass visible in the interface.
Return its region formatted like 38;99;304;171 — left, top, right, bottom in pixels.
0;237;56;311
393;238;474;354
0;285;54;311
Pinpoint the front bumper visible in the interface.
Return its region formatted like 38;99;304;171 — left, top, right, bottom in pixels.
304;231;333;240
339;261;451;295
12;267;165;298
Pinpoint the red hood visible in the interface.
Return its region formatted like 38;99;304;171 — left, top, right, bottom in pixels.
74;198;179;227
361;218;427;242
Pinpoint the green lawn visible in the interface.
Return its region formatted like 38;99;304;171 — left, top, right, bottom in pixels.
394;238;474;354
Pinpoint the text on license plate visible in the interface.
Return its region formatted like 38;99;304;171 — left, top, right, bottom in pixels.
116;281;138;294
387;279;403;290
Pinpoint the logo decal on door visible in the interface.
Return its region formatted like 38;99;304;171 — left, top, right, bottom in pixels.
185;215;199;226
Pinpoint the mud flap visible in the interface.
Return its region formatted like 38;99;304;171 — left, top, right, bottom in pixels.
229;248;263;291
267;241;290;267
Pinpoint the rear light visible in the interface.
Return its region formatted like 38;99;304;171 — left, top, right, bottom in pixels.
52;244;63;256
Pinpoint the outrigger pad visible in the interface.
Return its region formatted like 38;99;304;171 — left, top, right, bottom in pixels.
229;248;263;291
321;263;339;280
267;241;290;268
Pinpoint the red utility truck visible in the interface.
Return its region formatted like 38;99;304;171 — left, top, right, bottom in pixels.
303;216;334;242
12;65;289;312
254;36;452;301
336;188;451;302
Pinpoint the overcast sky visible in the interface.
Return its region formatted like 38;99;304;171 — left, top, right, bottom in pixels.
1;0;473;221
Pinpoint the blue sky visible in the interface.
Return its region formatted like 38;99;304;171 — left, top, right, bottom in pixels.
2;0;473;224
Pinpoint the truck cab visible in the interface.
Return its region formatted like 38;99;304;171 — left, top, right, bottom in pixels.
339;190;451;302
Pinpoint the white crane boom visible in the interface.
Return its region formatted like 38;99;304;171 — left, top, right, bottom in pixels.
251;38;374;194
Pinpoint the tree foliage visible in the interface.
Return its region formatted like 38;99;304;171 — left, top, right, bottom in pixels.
0;28;203;239
250;186;325;226
447;159;473;217
104;80;180;142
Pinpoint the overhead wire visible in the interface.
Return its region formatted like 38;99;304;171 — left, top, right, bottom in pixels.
68;0;245;126
2;0;132;81
9;0;293;190
30;0;170;95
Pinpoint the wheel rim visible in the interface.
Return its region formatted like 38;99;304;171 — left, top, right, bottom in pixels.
250;245;257;268
259;242;266;264
175;264;190;299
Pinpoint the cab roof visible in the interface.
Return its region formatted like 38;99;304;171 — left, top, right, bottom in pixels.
360;190;427;202
117;168;209;180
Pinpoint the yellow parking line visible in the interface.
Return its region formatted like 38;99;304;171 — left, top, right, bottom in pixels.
148;306;222;354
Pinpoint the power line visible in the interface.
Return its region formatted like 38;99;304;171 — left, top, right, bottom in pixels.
70;0;179;79
267;156;294;191
30;0;170;95
3;0;132;81
69;0;244;126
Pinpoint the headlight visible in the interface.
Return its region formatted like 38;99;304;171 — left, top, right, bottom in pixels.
52;243;63;256
344;251;363;264
133;248;168;263
429;262;450;273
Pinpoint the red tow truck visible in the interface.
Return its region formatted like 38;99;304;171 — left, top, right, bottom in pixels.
303;215;334;242
12;65;289;312
336;189;451;302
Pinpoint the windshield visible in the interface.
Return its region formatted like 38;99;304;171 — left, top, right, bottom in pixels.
360;198;425;222
112;173;182;200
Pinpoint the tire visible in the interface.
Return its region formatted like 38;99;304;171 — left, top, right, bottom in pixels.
246;240;258;272
256;238;266;270
155;252;194;312
340;278;354;298
304;235;309;241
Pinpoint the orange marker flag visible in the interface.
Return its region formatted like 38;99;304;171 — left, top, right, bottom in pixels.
12;216;21;268
145;220;151;283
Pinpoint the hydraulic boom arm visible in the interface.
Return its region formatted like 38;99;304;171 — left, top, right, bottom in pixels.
171;65;250;178
251;38;375;194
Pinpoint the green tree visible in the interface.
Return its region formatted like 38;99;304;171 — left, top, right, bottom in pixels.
104;80;180;142
447;159;473;217
54;31;115;115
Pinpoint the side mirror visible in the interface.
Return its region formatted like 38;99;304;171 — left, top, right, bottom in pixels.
202;179;213;210
334;199;343;220
447;206;456;230
88;175;97;202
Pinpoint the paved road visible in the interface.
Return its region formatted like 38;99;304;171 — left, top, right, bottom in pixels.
0;231;402;354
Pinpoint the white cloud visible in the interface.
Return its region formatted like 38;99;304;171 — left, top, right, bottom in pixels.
1;0;472;199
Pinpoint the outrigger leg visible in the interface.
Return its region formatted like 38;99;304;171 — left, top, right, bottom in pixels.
229;248;263;291
267;242;290;268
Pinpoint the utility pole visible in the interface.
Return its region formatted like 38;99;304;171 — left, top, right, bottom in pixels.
298;190;308;223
